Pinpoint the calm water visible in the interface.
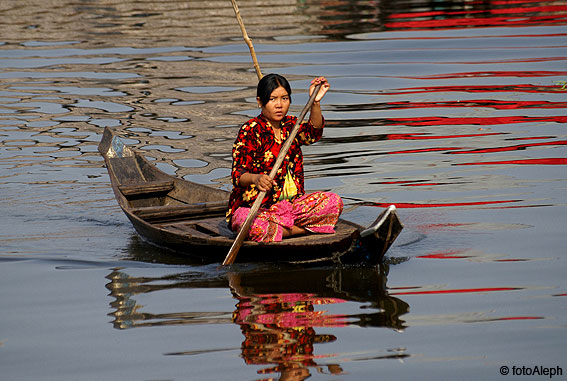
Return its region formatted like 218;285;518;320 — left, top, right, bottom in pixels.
1;1;566;380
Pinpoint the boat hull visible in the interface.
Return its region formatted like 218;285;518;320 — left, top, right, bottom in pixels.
98;127;403;265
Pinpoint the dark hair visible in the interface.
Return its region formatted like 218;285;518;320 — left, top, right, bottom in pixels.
257;73;292;106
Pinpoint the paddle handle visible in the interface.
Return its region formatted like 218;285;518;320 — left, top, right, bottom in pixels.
222;83;323;265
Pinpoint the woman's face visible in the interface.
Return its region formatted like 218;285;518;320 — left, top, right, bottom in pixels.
258;86;290;125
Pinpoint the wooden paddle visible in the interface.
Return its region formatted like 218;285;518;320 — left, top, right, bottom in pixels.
222;83;323;265
230;0;263;80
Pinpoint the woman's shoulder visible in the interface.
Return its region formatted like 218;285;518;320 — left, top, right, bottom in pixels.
284;115;297;123
241;115;266;130
281;115;297;128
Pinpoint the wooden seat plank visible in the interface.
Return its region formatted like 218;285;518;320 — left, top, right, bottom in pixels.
132;201;227;221
164;223;211;239
194;219;235;238
119;180;174;196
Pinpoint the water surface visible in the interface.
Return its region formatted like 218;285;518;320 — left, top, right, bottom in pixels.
1;1;566;380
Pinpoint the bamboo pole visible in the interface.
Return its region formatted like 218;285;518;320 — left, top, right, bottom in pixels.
230;0;263;80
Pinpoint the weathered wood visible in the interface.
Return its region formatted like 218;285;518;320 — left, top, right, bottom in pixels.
165;223;212;239
194;219;235;238
109;157;145;184
119;180;174;196
132;201;227;220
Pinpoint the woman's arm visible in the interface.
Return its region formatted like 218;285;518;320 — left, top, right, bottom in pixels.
309;77;330;129
309;101;324;129
238;172;276;192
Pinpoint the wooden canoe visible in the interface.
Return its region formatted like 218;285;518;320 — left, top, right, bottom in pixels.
98;127;403;265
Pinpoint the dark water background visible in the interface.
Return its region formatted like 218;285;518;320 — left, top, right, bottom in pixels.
1;1;566;380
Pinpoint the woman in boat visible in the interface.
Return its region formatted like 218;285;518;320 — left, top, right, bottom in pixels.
227;73;343;242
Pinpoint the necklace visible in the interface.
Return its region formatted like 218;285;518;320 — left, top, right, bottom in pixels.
269;121;282;144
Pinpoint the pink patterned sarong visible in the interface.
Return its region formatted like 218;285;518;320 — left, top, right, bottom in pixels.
231;191;343;243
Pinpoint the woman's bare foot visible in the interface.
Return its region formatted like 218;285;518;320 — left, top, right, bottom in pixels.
282;225;306;238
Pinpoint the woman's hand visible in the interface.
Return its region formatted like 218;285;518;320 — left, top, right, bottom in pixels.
310;77;330;102
238;173;275;192
254;173;276;192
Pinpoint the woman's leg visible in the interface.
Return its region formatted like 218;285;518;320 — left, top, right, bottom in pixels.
231;201;294;242
281;225;306;238
292;192;343;234
231;192;343;242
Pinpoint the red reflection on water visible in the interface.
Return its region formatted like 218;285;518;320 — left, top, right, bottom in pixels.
391;32;567;41
390;287;522;295
387;99;567;110
418;252;532;262
384;84;563;95
386;132;504;140
389;5;567;21
386;146;462;155
371;200;521;208
388;116;567;127
234;293;348;377
315;0;567;37
386;1;567;30
456;158;567;166
237;293;349;329
418;250;473;259
449;140;567;154
489;316;544;321
387;16;567;29
407;72;567;81
404;182;442;187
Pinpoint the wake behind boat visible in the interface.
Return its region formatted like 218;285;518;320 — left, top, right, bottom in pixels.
98;127;403;265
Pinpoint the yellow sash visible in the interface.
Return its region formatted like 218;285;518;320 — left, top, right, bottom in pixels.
279;167;298;201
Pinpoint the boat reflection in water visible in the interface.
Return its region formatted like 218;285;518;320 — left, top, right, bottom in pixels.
105;265;409;379
228;268;409;379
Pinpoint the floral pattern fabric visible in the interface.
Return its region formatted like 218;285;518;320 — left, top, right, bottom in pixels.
231;192;344;243
227;113;324;223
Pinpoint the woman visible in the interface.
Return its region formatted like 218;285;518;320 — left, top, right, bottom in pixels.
227;73;343;243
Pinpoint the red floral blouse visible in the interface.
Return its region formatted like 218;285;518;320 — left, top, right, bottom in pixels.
226;113;324;222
